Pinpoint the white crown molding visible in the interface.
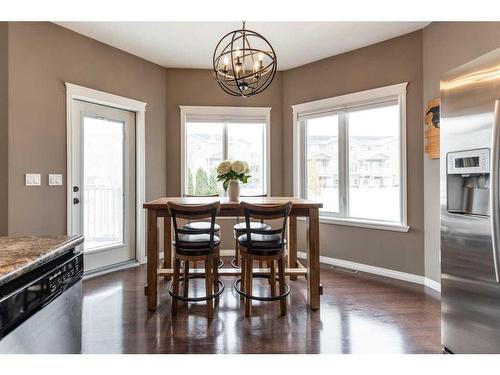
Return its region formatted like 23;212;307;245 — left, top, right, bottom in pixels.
291;82;408;116
66;82;147;112
179;105;271;118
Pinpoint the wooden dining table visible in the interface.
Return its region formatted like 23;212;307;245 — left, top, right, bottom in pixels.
143;196;323;311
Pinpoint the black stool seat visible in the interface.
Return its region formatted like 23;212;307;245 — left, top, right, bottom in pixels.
184;222;221;231
232;222;271;268
173;234;220;256
238;233;286;255
233;221;271;233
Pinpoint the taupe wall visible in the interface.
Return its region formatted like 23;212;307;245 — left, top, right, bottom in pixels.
282;31;425;276
164;69;283;249
4;21;498;281
6;22;167;235
422;22;500;282
0;23;8;235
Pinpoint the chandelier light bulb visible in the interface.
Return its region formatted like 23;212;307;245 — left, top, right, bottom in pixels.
235;46;242;58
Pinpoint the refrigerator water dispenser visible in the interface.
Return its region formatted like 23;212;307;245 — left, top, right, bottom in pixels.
447;148;490;216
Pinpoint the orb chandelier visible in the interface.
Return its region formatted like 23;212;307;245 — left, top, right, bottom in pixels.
213;22;277;97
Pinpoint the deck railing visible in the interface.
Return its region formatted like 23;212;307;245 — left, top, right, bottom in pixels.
83;186;122;244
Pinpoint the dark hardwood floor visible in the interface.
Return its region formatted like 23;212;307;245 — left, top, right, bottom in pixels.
82;260;441;354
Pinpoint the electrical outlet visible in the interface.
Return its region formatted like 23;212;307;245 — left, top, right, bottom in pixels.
48;174;63;186
25;173;41;186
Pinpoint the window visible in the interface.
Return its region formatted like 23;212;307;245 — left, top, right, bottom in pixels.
185;122;223;196
181;106;270;196
83;116;124;250
348;104;400;223
293;83;408;231
227;123;266;195
305;114;339;213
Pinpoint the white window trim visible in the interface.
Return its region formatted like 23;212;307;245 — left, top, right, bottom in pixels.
292;83;409;232
65;83;148;263
180;106;271;196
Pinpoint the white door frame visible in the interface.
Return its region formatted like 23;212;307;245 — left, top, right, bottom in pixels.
66;83;147;263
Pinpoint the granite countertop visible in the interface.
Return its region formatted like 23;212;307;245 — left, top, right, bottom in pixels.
0;235;84;287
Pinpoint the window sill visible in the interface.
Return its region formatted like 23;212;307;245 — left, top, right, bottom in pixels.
299;216;409;232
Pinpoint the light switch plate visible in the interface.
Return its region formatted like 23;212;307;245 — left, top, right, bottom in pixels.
25;173;41;186
48;174;63;186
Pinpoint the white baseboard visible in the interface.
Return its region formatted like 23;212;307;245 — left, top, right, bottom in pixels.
152;248;442;293
83;260;140;280
297;251;441;293
220;249;236;256
424;277;441;292
143;247;166;264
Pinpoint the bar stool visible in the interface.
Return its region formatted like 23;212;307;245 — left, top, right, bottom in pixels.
183;194;223;269
167;201;224;319
231;194;271;269
234;201;292;317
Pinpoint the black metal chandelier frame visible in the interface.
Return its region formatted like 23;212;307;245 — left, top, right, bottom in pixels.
213;22;277;97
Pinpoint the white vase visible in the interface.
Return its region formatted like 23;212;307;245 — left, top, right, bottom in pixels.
227;180;240;201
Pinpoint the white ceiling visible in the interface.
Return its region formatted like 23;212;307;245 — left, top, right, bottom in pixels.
55;22;430;71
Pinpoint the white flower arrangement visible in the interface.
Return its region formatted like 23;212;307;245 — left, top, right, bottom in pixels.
216;160;251;191
216;160;231;175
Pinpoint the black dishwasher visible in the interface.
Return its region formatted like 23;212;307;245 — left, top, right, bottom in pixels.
0;250;83;353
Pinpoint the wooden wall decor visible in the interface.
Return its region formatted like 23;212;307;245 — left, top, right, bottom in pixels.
425;97;440;159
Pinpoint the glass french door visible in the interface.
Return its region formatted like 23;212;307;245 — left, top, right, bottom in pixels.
71;100;136;273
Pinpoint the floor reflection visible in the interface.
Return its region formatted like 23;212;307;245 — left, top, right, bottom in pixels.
82;283;123;353
81;262;441;354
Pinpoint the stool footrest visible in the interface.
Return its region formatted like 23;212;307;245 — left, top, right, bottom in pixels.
233;279;290;302
230;257;239;269
168;279;225;302
181;258;224;269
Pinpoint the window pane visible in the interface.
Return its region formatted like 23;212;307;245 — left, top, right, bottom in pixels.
185;122;223;196
305;115;339;214
227;123;265;195
348;104;400;222
83;117;124;251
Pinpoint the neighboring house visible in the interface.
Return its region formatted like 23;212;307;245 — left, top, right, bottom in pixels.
187;131;263;192
187;132;223;172
307;135;398;188
188;131;398;191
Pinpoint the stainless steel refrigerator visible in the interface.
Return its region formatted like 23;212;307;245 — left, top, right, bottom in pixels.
441;47;500;354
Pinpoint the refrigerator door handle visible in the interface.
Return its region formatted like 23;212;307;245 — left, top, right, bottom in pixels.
490;100;500;283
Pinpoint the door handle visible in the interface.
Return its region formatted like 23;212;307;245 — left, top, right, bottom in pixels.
490;100;500;283
73;198;80;205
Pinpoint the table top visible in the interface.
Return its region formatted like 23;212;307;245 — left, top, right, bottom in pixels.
143;196;323;210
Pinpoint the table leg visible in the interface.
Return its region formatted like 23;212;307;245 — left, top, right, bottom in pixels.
307;208;320;310
147;209;159;311
163;217;172;274
287;215;298;280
